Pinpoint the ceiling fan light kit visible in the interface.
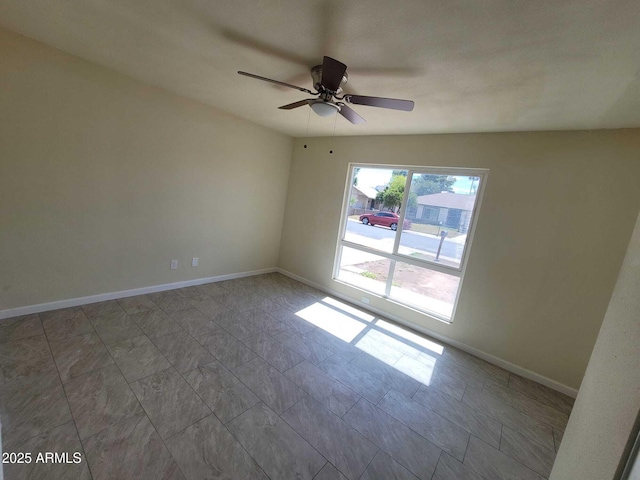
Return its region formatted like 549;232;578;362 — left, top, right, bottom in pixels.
238;56;415;124
310;100;340;117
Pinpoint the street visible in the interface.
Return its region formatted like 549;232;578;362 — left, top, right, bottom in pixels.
345;219;465;261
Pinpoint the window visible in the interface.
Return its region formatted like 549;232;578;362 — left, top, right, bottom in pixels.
335;165;486;322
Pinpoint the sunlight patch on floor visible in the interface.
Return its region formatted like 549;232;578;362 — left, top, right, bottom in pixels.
376;319;444;355
295;297;440;386
295;302;367;342
321;297;375;322
395;354;436;385
355;332;400;364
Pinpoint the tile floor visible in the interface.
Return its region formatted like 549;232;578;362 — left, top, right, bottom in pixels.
0;273;574;480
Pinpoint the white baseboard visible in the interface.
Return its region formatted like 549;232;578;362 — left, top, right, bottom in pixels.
277;268;579;398
0;267;277;321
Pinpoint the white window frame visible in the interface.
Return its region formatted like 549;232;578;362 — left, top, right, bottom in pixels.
333;163;488;323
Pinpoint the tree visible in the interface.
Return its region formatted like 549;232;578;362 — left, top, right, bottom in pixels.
407;191;418;210
411;174;456;196
468;176;478;194
353;167;361;186
377;173;456;213
376;174;407;212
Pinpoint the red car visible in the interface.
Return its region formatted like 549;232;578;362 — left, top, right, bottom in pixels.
359;212;412;231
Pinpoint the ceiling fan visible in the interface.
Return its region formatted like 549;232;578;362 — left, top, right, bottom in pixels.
238;56;415;124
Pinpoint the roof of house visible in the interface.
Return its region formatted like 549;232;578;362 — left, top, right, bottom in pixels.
416;192;476;211
352;185;379;199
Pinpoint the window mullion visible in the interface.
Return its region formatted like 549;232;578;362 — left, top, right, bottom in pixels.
334;244;345;279
340;240;396;260
393;252;462;276
339;240;462;277
391;172;413;255
385;260;396;297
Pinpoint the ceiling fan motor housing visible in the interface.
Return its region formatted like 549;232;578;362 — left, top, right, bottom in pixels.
311;64;347;94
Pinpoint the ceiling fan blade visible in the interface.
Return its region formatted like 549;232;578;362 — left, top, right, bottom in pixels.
224;30;310;67
318;0;340;56
321;56;347;92
238;71;314;94
278;100;314;110
344;94;415;111
338;104;366;124
280;72;313;91
347;67;419;78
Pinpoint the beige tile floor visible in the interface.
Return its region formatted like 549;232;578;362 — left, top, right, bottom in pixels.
0;273;574;479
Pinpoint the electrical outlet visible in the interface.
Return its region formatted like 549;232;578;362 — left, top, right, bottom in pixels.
170;260;178;270
192;257;199;267
361;296;370;305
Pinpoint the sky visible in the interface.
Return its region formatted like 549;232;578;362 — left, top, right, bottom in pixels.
355;168;477;194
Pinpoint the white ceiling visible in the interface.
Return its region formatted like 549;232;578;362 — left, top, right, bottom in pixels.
1;0;639;137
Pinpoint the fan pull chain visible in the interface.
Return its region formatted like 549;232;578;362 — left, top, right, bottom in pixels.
306;107;311;138
332;110;337;137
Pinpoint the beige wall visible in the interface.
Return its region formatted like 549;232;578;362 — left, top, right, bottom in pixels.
279;131;640;390
550;206;640;479
0;29;292;310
